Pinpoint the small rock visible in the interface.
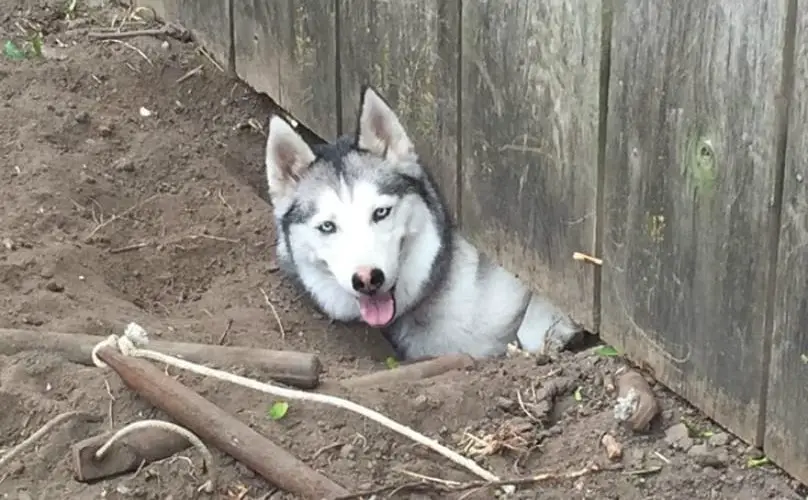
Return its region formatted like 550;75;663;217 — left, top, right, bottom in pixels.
113;157;136;172
744;446;765;460
665;423;694;451
2;237;16;251
339;443;354;459
8;460;24;476
708;432;730;447
496;396;516;411
534;354;551;366
45;281;64;293
17;492;32;500
74;110;90;124
79;171;96;184
688;443;728;468
413;394;428;410
97;124;113;137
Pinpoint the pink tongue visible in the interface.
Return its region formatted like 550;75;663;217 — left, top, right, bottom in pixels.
358;292;395;327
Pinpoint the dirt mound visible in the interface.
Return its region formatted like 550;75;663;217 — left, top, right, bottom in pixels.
0;2;803;499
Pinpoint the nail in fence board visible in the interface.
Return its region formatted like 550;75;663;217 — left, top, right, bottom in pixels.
765;5;807;485
459;0;601;330
135;0;232;71
234;1;338;139
338;0;461;220
601;0;788;445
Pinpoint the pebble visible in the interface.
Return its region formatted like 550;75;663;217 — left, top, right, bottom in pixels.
496;396;516;411
114;157;136;172
534;354;551;366
80;171;96;184
413;394;428;410
665;423;694;451
339;443;354;459
97;124;113;137
74;110;90;124
45;281;64;293
688;443;729;468
708;432;730;447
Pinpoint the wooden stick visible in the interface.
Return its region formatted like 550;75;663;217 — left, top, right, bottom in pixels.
73;428;192;482
0;328;321;389
339;354;475;388
94;346;350;499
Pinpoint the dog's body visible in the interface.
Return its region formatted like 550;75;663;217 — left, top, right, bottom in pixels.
264;86;583;360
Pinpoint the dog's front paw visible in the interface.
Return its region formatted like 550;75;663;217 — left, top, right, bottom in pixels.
542;316;585;354
515;297;584;354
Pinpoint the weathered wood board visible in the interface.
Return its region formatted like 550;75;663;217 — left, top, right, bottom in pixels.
601;0;788;445
135;0;232;71
338;0;461;219
765;2;807;485
233;1;338;139
459;0;601;330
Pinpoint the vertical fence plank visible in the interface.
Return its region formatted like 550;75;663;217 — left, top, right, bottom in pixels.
338;0;461;219
459;0;601;330
234;1;338;139
601;1;788;445
765;2;806;485
135;0;232;71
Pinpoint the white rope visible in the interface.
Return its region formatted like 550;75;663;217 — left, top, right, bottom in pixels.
0;411;93;469
96;419;214;493
93;323;506;488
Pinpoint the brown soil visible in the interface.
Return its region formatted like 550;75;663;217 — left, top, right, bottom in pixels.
0;2;804;499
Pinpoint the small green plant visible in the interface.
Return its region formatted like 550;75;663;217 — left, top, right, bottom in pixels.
267;401;289;421
573;386;583;402
747;456;771;468
3;31;44;60
385;356;399;369
681;418;713;438
594;345;620;357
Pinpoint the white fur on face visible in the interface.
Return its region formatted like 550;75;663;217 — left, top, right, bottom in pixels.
294;180;414;295
265;115;316;203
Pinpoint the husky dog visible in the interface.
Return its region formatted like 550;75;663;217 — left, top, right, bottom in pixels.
264;85;584;360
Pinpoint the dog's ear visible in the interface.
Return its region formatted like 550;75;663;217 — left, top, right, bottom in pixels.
265;115;316;200
356;85;414;162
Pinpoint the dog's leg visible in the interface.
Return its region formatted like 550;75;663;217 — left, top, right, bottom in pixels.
516;295;585;354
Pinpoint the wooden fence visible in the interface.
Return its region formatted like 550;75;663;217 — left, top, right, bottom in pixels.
136;0;807;485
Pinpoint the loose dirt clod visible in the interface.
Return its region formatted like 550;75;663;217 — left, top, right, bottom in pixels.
614;368;660;432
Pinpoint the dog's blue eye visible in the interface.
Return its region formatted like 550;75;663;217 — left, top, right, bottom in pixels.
317;221;336;234
372;206;392;222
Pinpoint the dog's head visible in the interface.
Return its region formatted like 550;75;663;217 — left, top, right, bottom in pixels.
265;86;443;327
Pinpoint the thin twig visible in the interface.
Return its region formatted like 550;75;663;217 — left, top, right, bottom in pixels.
196;45;224;72
188;234;240;244
109;242;150;254
217;318;234;345
259;288;286;340
89;28;166;40
217;189;236;214
176;64;203;84
336;464;615;499
99;39;153;66
84;194;160;242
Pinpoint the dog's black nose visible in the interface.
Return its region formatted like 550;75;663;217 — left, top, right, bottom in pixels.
352;267;385;294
